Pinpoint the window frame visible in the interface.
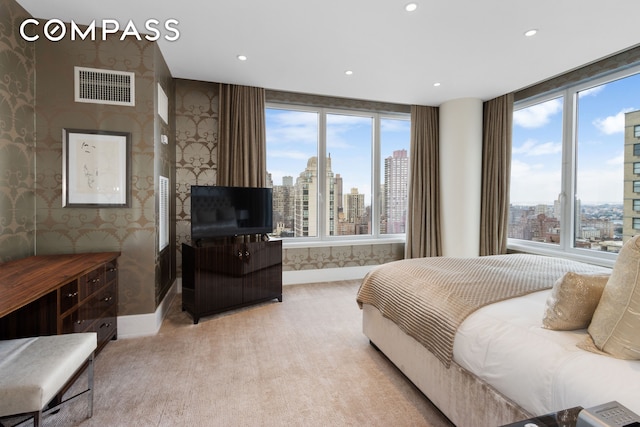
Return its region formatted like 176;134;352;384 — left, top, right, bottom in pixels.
266;102;410;243
508;64;640;267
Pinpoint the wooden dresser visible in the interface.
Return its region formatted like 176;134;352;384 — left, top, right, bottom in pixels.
0;252;120;355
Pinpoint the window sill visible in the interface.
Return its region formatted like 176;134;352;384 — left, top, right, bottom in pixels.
507;240;617;269
281;236;405;249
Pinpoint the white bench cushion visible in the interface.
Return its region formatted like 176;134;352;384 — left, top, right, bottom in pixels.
0;333;97;416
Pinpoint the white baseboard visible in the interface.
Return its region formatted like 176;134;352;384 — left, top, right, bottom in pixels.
116;265;375;338
117;279;178;339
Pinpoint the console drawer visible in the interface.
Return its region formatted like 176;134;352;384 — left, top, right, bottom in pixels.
80;265;106;300
80;285;116;326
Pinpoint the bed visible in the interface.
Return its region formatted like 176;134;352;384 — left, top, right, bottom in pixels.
356;251;640;427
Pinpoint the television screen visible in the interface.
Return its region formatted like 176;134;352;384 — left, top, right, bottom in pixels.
190;185;273;242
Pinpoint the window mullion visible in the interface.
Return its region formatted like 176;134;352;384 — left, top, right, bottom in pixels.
318;109;327;239
560;88;576;251
372;114;381;238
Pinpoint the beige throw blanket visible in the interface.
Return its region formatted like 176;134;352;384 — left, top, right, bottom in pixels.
356;254;610;367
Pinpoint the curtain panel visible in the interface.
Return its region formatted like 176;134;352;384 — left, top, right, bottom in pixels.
479;93;514;256
405;105;442;259
217;84;267;187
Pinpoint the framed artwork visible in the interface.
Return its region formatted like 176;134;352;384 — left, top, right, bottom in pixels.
63;128;131;207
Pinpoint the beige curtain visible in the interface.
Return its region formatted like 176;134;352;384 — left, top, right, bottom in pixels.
405;105;442;259
479;93;514;256
217;84;267;187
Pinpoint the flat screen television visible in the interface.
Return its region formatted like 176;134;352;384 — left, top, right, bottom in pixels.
190;185;273;243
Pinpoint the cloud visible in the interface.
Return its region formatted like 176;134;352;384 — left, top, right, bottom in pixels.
510;159;561;204
578;85;605;98
606;151;624;166
266;110;318;145
592;108;636;135
512;138;562;156
513;99;562;129
381;118;410;133
268;150;311;160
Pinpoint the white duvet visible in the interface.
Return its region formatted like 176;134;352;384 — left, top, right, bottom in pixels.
453;289;640;416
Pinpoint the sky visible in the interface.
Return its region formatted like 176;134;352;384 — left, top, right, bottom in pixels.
265;108;410;206
267;69;640;209
511;71;640;205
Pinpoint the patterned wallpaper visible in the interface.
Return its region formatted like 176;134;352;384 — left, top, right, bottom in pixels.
0;0;35;262
32;34;174;315
174;79;404;273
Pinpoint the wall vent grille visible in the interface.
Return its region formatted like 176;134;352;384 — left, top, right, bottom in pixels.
74;66;135;106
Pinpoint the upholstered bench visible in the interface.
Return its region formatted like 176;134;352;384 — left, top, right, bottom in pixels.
0;333;97;426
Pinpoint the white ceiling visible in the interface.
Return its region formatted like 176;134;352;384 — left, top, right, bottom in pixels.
15;0;640;106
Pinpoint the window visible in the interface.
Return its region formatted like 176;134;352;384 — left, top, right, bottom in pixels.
634;200;640;211
510;65;640;260
634;218;640;230
509;97;564;245
266;104;410;239
635;125;640;138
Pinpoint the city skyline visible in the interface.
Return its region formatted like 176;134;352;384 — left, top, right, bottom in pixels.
266;107;410;207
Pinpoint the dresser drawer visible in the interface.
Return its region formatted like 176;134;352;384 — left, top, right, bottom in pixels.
79;285;116;326
105;260;118;283
80;265;106;300
95;315;116;345
61;309;91;334
59;280;79;315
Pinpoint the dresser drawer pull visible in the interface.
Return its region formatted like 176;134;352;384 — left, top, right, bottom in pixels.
90;278;101;284
107;267;117;272
75;319;85;325
103;296;113;302
100;322;112;329
67;292;78;298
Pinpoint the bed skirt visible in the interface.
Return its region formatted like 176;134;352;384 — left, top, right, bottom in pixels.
362;304;531;427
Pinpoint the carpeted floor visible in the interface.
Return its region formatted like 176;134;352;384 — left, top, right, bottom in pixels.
5;280;454;426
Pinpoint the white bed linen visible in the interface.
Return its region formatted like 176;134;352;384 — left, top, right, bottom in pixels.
453;289;640;416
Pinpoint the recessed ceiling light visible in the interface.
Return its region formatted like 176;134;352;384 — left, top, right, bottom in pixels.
237;55;248;61
524;29;538;37
433;82;441;87
345;70;353;76
405;3;418;12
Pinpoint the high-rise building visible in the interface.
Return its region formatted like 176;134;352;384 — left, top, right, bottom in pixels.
384;149;408;233
293;157;337;237
272;176;294;237
344;188;365;223
623;110;640;242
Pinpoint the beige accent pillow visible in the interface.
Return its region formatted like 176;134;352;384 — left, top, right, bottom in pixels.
542;272;610;330
587;235;640;359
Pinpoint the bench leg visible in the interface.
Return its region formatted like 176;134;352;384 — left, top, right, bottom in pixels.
88;352;94;419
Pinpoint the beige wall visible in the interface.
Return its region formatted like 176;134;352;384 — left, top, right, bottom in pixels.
0;0;36;262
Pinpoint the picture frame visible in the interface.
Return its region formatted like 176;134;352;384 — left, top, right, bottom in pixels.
63;128;131;207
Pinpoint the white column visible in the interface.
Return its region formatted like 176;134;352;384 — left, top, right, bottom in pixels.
439;98;483;257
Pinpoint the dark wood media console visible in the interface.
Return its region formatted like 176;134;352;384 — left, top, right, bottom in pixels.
181;237;282;324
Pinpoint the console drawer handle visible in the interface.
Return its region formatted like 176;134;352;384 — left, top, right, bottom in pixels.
100;322;112;329
103;296;113;302
67;292;78;298
90;278;101;284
